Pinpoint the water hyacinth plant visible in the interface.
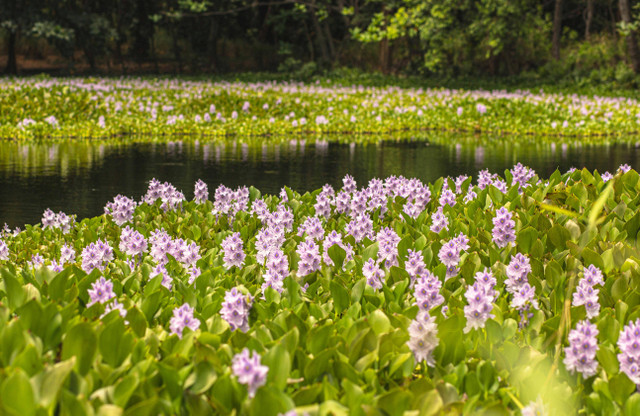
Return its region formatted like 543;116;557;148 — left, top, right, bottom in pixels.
3;77;640;140
2;164;640;414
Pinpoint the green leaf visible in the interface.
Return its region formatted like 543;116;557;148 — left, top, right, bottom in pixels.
363;242;379;262
38;357;75;408
188;361;216;395
517;226;538;253
249;386;295;415
113;374;139;408
610;373;636;406
376;388;411;416
330;281;350;314
328;244;346;269
368;309;391;335
1;268;26;310
62;322;97;376
263;344;291;390
1;368;36;416
99;318;134;367
417;389;443;416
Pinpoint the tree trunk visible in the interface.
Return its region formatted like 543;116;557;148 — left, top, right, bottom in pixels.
5;30;17;75
310;2;330;63
552;0;563;60
620;0;640;73
585;0;593;41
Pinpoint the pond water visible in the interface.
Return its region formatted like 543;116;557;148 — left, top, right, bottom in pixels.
1;137;639;228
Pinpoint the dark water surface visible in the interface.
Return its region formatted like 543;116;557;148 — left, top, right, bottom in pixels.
1;138;639;228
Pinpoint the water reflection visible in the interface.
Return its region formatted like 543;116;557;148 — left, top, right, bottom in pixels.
1;137;639;227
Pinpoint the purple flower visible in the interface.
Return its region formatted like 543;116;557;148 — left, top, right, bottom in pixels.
405;249;427;285
297;216;325;241
438;240;460;267
87;276;115;307
477;169;497;190
119;226;148;257
430;207;449;233
511;283;539;328
81;239;113;273
504;253;531;294
151;264;173;290
104;195;137;226
618;318;640;384
414;270;444;311
42;208;58;230
492;207;516;248
463;269;497;333
510;163;536;188
296;238;321;277
407;311;439;366
564;320;599;379
345;213;374;243
620;164;632;173
222;232;246;269
29;254;45;269
377;227;400;268
601;172;613;182
255;225;285;264
476;103;487;114
193;179;209;204
169;303;200;338
220;287;252;332
438;188;456;207
59;243;75;264
262;248;289;294
232;349;268;398
0;240;9;261
342;174;357;194
362;258;385;290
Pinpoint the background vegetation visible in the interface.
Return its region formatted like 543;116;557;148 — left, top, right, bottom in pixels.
3;0;640;88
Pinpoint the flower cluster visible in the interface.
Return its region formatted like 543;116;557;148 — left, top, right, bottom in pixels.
407;311;439;366
144;178;185;211
504;253;538;327
222;232;246;269
193;179;209;204
296;238;321;276
563;320;599;379
377;226;400;268
405;249;427;285
220;287;252;332
87;276;115;307
438;187;456;207
255;225;285;264
232;349;269;398
492;207;516;248
430;207;448;233
81;239;114;273
437;233;469;279
297;216;325;241
463;269;497;332
213;185;250;219
510;162;536;188
119;226;148;257
262;248;289;294
572;265;604;319
414;269;444;311
0;239;8;261
618;318;640;384
363;258;385;290
345;213;374;242
104;195;137;226
41;208;75;234
169;303;200;338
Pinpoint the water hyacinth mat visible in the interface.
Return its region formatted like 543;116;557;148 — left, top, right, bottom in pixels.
3;77;640;140
2;165;640;415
